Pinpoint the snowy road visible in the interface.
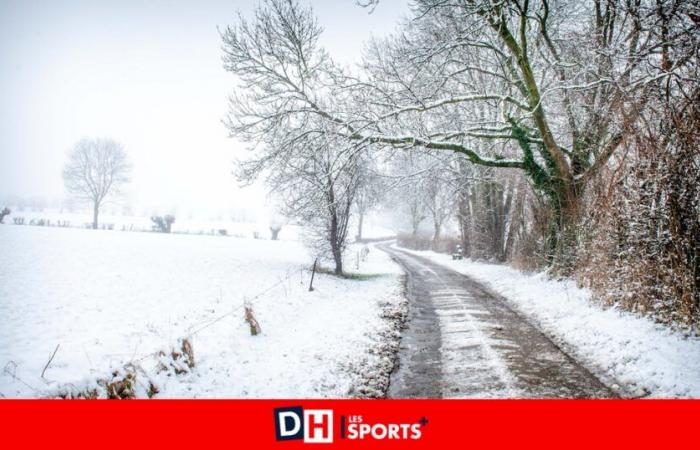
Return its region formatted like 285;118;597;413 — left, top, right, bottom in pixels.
381;245;614;398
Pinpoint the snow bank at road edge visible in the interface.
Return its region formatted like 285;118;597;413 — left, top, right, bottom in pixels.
397;246;700;398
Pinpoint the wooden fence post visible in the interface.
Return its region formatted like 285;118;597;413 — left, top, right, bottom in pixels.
308;258;317;292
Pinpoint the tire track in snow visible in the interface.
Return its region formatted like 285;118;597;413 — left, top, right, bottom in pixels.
382;245;614;398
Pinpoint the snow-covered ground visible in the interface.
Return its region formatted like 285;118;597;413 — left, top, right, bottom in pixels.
4;208;398;242
0;224;403;398
398;246;700;398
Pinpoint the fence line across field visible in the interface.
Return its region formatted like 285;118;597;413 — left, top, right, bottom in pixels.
4;263;311;396
130;265;305;364
184;270;297;338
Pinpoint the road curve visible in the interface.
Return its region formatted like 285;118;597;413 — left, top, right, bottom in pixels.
380;244;614;399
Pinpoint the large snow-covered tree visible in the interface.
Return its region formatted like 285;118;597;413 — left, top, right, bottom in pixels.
223;0;699;268
62;138;131;229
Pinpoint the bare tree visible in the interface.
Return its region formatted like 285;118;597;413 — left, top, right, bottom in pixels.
353;157;385;240
296;142;359;275
244;128;360;275
392;173;426;237
421;172;452;246
223;0;699;269
63;138;131;229
388;151;442;239
269;225;282;240
151;215;175;233
269;211;285;240
351;0;698;260
0;207;10;224
223;0;361;275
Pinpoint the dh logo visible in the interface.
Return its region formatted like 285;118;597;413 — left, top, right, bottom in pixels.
274;406;333;443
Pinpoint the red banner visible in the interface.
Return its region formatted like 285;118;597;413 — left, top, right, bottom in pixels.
1;400;697;448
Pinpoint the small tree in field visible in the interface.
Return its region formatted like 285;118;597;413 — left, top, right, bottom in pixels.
0;207;10;224
270;225;282;240
63;138;131;229
269;214;284;240
151;215;175;233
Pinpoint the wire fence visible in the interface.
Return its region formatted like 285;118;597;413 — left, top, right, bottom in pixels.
2;264;311;397
132;267;302;364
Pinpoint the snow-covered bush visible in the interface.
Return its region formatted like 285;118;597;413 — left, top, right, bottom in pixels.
577;90;700;332
151;215;175;233
269;225;281;240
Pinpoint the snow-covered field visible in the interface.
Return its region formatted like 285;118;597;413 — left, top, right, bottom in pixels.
3;209;396;242
399;246;700;398
0;224;403;398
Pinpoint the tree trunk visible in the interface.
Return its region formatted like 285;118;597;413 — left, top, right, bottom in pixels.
497;182;514;261
432;219;441;247
488;182;501;259
92;201;99;229
546;181;583;272
330;209;343;274
332;244;343;275
357;211;364;241
457;191;471;257
327;182;343;276
504;180;526;261
410;202;421;237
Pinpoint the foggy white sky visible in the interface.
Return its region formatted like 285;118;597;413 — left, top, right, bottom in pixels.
0;0;409;217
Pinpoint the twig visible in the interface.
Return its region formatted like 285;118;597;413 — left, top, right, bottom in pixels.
130;342;140;363
3;360;17;378
4;361;38;393
82;345;94;371
41;344;60;380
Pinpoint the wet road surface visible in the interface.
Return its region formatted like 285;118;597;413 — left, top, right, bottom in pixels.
380;245;614;399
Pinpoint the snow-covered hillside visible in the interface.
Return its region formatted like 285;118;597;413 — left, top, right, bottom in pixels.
0;225;403;398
